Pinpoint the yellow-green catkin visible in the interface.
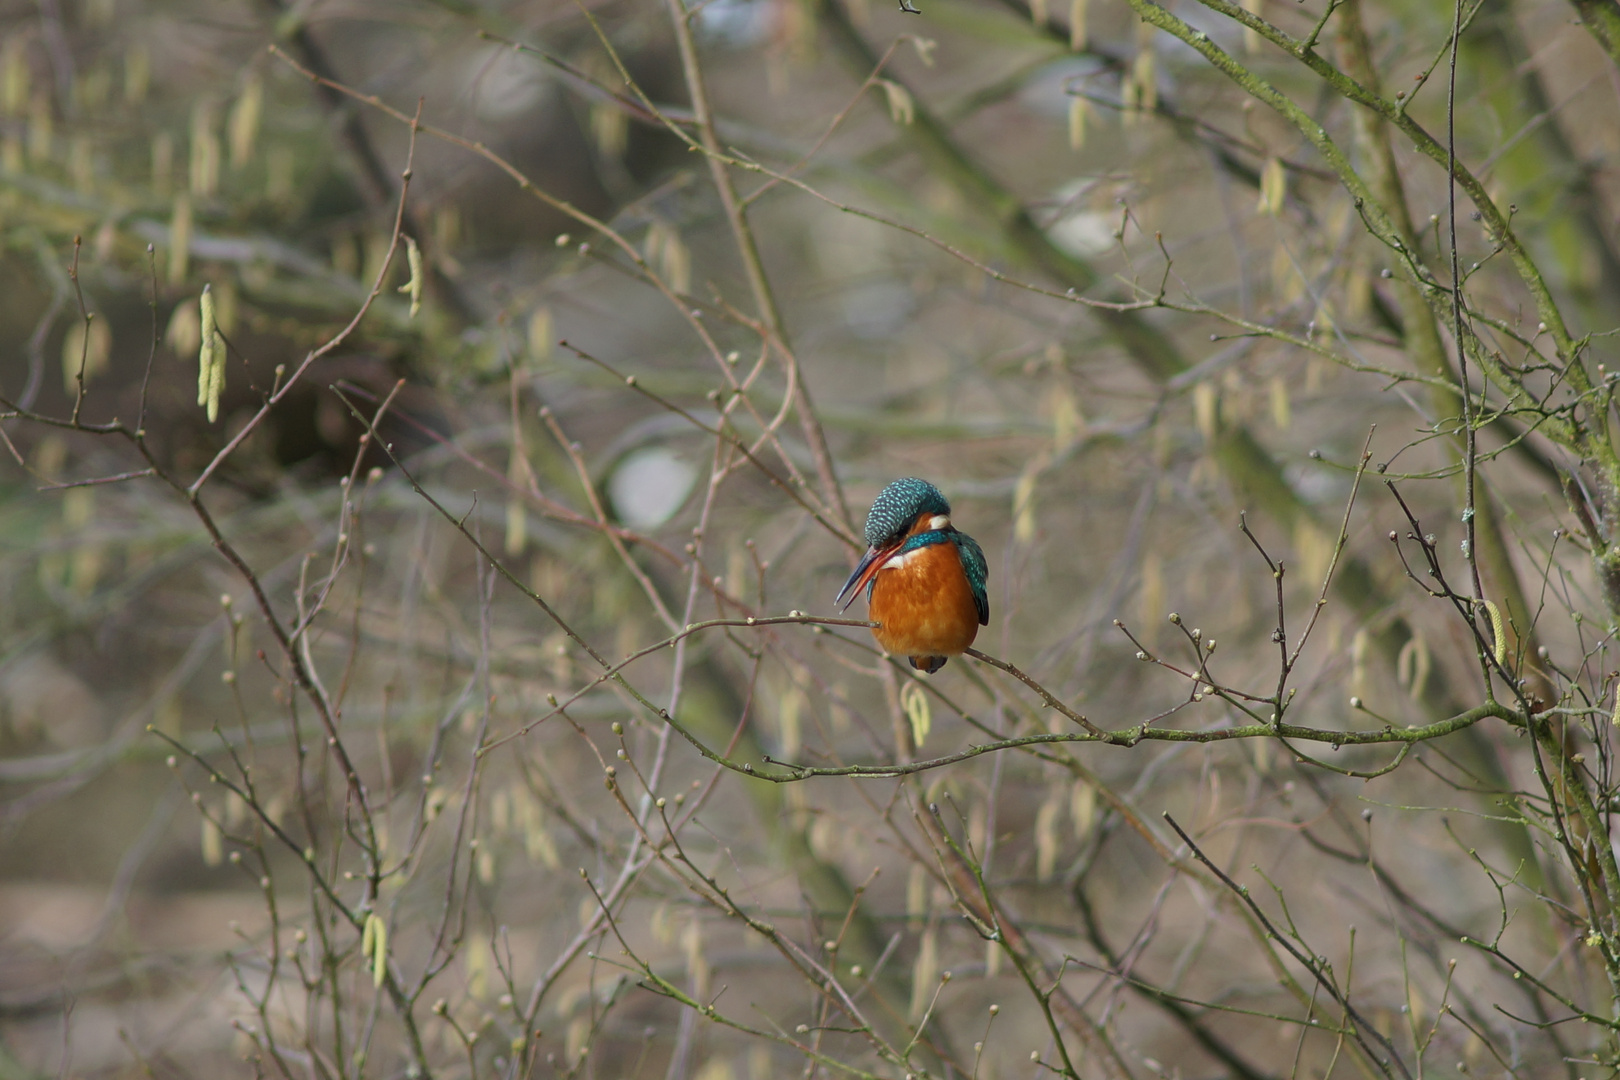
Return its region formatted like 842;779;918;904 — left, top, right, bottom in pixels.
1242;0;1264;51
198;285;214;408
1480;599;1505;666
1269;375;1291;429
901;681;931;747
201;816;223;866
397;235;422;317
198;284;224;422
189;100;220;196
1133;51;1157;112
879;80;914;125
228;75;262;168
169;192;191;283
165;298;201;357
1068;96;1088;151
645;220;690;295
27;90;52;162
1069;0;1088;48
527;307;553;363
2;36;30;116
1258;157;1285;216
123;43;149;105
61;316;110;395
363;913;388;988
1013;467;1037;543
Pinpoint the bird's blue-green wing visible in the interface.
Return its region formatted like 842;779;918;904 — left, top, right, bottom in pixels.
953;534;989;626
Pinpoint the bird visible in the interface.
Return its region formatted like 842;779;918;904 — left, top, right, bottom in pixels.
835;477;988;673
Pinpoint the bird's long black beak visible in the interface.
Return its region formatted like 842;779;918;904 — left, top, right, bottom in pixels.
835;544;900;612
835;546;886;611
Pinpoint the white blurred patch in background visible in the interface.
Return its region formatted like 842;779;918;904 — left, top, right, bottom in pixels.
610;446;697;528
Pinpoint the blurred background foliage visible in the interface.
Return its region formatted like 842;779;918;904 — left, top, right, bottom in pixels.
1;0;1619;1075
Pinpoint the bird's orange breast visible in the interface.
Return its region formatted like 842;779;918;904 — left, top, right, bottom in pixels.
868;542;981;659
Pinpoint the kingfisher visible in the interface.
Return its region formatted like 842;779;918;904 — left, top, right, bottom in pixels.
835;477;989;674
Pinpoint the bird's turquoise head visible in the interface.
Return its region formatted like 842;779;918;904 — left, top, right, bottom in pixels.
863;477;950;548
